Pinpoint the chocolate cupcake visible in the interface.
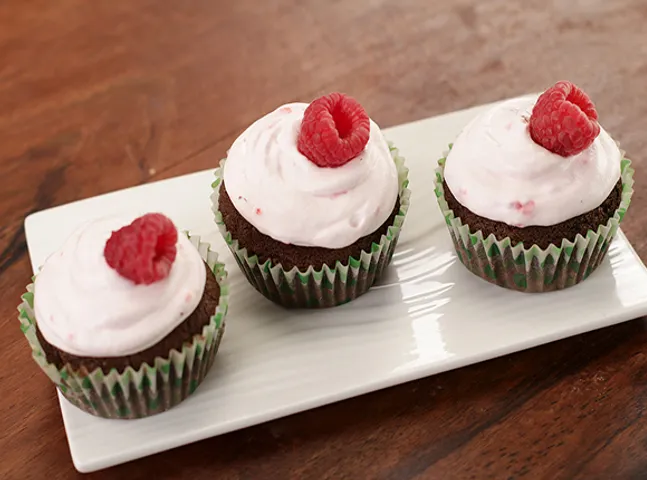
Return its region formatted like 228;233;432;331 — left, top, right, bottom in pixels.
434;81;634;292
18;213;229;419
211;93;410;308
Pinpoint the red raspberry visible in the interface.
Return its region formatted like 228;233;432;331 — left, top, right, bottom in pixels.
529;81;600;157
104;213;178;285
297;92;370;168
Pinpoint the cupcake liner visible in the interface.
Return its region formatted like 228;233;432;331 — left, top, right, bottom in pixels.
434;146;634;292
211;143;410;308
17;235;229;419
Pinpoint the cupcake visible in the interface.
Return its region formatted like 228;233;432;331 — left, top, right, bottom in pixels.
434;81;634;292
211;92;410;308
18;213;229;419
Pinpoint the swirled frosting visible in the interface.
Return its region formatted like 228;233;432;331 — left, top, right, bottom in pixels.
34;216;207;357
444;96;621;227
223;103;399;249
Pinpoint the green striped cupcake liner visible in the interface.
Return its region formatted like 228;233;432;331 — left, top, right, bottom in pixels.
211;143;410;308
18;234;229;419
434;147;634;292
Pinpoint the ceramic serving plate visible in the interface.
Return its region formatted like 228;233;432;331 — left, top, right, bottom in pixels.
24;97;647;473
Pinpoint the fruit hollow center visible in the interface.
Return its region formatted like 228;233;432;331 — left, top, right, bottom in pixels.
331;103;353;139
565;88;594;119
154;238;167;262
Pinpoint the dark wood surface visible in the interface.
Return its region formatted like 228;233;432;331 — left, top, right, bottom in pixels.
1;1;646;478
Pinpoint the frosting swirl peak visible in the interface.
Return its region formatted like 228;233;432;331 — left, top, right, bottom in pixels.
223;103;399;249
444;96;621;228
34;216;207;357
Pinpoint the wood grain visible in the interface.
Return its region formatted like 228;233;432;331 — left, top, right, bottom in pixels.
1;0;646;478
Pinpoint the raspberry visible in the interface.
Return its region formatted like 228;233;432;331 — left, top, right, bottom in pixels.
297;92;370;168
104;213;178;285
529;81;600;157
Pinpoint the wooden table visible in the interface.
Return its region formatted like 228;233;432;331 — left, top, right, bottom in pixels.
1;1;646;478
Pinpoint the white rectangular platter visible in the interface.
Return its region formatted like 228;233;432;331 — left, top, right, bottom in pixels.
24;98;647;473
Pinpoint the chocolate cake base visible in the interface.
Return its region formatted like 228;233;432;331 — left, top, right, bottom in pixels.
443;180;623;249
36;262;221;373
218;182;400;271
